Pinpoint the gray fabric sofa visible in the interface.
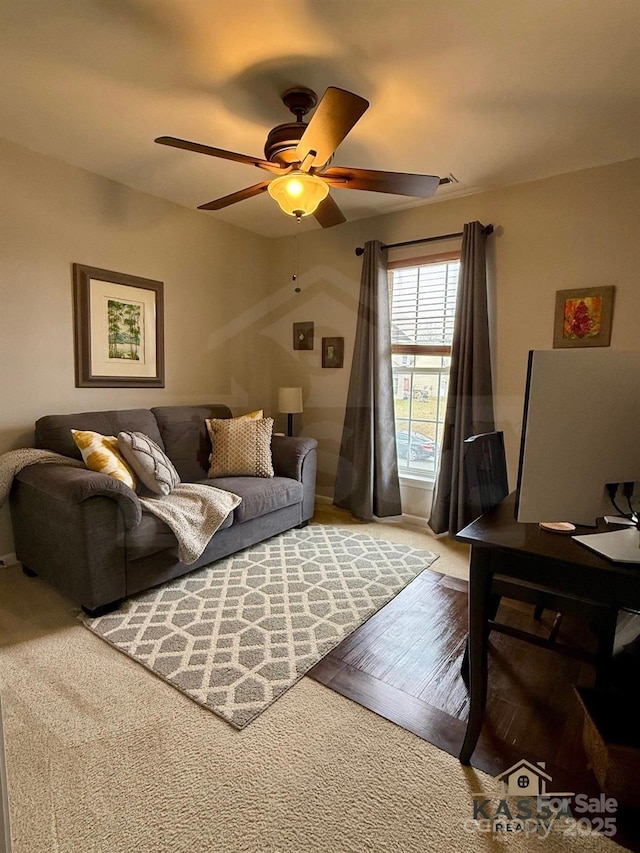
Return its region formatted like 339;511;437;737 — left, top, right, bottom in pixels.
9;405;317;616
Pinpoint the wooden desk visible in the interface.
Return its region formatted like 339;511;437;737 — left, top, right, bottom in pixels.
455;493;640;764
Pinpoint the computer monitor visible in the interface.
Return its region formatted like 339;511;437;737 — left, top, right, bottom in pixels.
515;349;640;561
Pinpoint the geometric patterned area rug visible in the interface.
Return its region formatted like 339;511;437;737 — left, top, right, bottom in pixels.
82;524;438;728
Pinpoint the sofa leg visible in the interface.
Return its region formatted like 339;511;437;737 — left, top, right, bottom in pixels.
295;520;309;529
22;565;38;578
82;600;123;618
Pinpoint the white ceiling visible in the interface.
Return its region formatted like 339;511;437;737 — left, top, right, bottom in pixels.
2;0;639;238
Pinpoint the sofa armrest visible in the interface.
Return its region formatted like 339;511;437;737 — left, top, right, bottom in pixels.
271;436;318;522
271;436;318;481
10;464;140;612
15;464;142;529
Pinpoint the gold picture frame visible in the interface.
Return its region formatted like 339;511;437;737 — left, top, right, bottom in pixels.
552;286;615;349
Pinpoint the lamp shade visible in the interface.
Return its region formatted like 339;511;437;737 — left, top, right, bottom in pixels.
278;387;303;414
267;172;329;219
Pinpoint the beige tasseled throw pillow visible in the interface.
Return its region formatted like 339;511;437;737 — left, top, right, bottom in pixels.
71;429;137;490
206;417;274;478
117;431;180;496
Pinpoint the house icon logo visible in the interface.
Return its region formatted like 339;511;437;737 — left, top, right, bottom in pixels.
496;759;575;799
497;760;553;797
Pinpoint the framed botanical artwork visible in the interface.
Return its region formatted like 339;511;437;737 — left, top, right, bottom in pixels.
293;321;314;351
73;264;165;387
552;286;615;349
322;336;344;368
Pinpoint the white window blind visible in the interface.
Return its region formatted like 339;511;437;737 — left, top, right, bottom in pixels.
390;256;459;350
389;253;460;480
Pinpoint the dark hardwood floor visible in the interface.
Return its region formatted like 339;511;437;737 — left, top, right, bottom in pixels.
309;567;640;851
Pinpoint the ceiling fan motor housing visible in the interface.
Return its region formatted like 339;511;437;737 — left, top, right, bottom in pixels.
264;122;308;165
264;87;320;166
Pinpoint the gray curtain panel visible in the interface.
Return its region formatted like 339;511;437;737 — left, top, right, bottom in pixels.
428;221;495;535
333;240;402;520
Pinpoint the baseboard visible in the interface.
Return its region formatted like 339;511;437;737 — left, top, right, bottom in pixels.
0;553;17;569
400;513;430;529
314;496;432;531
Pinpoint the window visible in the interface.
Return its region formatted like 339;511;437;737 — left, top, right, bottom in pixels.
389;253;460;481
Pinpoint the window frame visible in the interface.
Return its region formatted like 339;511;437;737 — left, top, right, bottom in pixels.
388;250;461;484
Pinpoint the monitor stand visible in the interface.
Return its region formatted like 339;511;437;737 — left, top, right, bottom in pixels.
573;528;640;564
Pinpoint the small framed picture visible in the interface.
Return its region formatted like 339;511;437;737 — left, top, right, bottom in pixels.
322;337;344;368
293;322;314;350
553;286;615;348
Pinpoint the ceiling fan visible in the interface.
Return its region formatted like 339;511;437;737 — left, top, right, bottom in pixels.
155;86;448;228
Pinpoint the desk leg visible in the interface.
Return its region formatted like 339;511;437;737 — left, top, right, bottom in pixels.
459;546;493;764
594;608;618;688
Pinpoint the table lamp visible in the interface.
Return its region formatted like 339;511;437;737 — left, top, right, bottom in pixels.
278;387;303;437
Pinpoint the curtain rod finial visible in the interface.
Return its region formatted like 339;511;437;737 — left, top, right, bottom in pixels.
355;247;364;256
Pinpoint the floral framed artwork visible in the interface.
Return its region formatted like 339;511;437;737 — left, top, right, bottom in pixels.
322;337;344;368
73;264;165;387
552;286;615;349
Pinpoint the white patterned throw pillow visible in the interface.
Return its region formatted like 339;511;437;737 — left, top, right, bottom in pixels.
206;417;274;478
117;431;180;496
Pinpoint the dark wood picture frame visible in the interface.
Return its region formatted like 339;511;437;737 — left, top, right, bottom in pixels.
322;336;344;368
73;263;165;387
293;321;314;351
552;285;615;349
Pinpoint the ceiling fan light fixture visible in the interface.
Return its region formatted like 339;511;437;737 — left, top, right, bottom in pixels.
267;171;329;219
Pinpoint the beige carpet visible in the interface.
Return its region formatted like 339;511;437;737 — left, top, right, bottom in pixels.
0;505;620;853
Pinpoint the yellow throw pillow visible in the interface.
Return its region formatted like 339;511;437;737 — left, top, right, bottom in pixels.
71;429;137;490
207;417;274;478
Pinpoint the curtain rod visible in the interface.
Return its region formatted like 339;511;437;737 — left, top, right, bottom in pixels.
354;224;493;256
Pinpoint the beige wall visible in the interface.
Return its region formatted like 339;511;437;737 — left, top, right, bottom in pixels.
2;139;639;554
0;139;271;556
266;157;640;517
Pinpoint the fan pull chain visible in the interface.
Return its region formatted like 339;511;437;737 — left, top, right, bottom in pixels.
293;235;301;292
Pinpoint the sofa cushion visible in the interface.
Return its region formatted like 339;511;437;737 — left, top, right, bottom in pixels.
117;431;180;496
207;417;274;478
152;405;232;482
71;429;137;490
204;476;302;523
126;507;234;561
36;409;163;460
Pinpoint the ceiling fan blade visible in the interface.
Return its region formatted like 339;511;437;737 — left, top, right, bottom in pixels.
313;193;347;229
296;87;369;168
322;166;441;198
155;136;282;173
197;182;271;211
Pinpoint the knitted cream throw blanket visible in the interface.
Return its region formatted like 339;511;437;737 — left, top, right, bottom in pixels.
0;449;85;506
138;485;241;564
0;449;241;564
